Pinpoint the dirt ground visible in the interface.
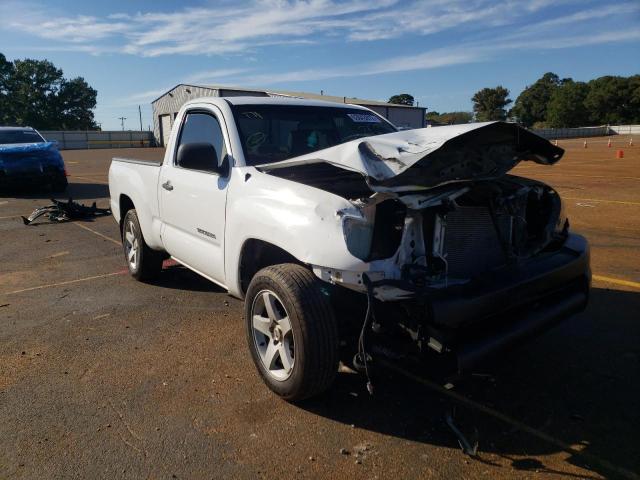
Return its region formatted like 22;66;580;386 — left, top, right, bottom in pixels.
1;136;639;479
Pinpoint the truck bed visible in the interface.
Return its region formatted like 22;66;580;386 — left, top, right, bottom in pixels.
108;156;164;250
112;157;163;167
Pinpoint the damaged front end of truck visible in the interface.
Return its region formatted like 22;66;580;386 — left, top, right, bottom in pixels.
257;122;591;372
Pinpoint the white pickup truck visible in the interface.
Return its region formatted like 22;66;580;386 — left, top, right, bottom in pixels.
109;96;590;400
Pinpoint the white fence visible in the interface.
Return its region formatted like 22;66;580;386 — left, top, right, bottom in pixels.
608;125;640;135
532;125;639;139
40;130;156;150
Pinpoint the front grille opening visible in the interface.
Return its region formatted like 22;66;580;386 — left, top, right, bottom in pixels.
443;206;506;278
417;180;560;283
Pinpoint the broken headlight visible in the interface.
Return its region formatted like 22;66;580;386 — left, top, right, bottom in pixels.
342;216;373;261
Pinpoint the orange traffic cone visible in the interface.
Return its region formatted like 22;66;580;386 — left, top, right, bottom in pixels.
616;150;624;159
630;138;634;147
607;138;612;147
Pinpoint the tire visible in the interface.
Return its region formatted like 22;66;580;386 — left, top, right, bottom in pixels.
245;263;339;401
121;209;163;281
51;175;68;193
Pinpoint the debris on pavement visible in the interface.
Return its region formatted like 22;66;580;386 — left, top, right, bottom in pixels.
22;198;111;225
445;409;479;457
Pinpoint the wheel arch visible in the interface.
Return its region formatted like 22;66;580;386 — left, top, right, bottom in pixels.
118;194;135;237
238;238;303;297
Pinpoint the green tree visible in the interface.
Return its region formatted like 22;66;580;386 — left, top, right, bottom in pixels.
629;75;640;124
56;77;98;130
472;86;512;121
0;53;14;124
585;75;636;125
388;93;415;106
0;54;97;130
546;80;590;128
510;72;561;126
10;58;64;129
426;111;473;124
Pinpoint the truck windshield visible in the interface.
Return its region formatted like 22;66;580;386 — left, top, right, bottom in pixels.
0;130;45;145
231;104;396;166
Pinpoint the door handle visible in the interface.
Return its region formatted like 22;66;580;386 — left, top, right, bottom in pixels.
162;180;173;191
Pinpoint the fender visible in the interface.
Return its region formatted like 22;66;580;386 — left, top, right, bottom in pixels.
224;167;366;297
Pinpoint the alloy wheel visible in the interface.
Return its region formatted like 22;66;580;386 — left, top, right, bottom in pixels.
124;220;140;271
251;290;295;381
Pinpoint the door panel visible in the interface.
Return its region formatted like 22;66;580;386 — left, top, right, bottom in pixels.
159;107;230;286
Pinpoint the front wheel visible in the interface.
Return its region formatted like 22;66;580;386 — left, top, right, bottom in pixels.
122;209;163;281
245;264;339;401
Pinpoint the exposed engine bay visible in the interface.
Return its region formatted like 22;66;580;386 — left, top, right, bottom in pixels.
321;175;568;300
321;176;577;374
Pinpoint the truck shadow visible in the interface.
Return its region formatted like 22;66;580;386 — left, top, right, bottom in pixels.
148;263;227;294
0;181;110;201
299;286;640;479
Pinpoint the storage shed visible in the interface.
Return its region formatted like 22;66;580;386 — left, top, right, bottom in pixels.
151;84;426;146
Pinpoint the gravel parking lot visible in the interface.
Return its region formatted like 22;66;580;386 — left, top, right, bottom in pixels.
1;138;639;479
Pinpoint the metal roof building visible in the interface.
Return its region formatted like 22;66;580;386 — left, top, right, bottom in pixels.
151;84;426;146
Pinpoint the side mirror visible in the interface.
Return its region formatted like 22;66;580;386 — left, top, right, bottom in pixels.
176;142;228;175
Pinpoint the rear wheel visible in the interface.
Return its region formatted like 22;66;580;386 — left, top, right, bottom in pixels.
245;264;339;401
122;209;163;281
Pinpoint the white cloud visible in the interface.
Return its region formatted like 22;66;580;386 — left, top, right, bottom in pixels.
184;68;253;84
188;26;640;87
120;88;174;104
1;0;625;58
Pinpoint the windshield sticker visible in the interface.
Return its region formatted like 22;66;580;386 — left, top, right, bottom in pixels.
347;113;381;123
241;111;263;120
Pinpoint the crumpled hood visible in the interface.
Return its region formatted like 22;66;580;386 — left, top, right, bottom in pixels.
256;122;563;193
0;141;57;154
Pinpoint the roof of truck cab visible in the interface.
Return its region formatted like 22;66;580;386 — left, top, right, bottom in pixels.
0;126;36;131
187;96;374;109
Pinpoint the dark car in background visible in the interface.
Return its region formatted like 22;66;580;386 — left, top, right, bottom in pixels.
0;127;67;192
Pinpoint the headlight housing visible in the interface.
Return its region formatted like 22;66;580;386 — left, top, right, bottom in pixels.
342;216;373;261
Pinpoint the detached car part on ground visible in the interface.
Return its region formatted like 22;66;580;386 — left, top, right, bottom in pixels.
22;198;111;225
0;127;67;192
108;97;590;401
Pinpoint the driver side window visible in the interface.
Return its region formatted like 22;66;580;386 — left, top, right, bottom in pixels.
176;112;227;171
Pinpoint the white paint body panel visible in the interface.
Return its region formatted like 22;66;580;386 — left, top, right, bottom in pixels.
158;102;233;285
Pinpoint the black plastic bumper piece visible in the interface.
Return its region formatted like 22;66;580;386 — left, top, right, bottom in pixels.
426;234;590;371
456;280;587;370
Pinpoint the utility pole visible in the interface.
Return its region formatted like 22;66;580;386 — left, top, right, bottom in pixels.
138;105;143;131
119;116;127;131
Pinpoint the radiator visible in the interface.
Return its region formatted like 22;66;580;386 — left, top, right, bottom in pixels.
443;206;506;278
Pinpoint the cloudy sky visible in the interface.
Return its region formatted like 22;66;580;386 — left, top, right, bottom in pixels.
1;0;638;130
